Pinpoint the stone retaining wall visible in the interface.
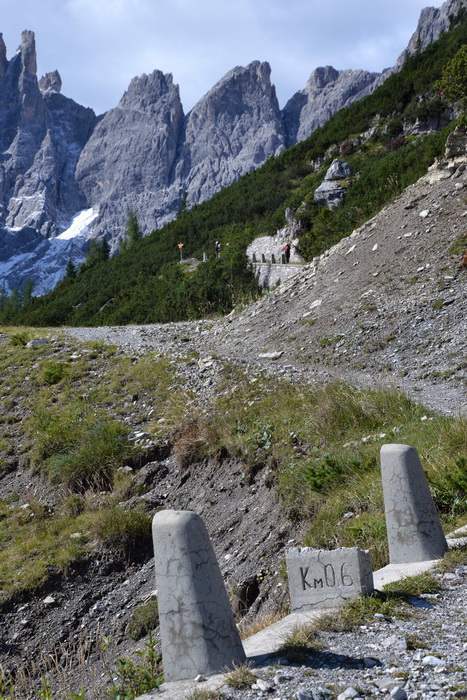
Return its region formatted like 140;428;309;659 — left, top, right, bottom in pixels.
252;262;303;288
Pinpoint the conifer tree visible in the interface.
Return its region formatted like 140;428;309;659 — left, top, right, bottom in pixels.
125;209;142;244
65;259;77;280
436;45;467;125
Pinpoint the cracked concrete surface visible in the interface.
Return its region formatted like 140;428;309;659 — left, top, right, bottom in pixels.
286;546;373;612
152;510;245;681
380;444;448;563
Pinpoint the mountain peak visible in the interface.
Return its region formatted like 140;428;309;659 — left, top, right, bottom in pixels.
306;66;340;91
39;70;62;94
18;29;37;76
118;69;180;112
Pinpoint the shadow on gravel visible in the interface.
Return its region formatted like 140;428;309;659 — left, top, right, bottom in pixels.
248;649;381;670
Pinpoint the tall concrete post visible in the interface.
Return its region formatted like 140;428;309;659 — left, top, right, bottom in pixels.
380;444;448;564
152;510;245;682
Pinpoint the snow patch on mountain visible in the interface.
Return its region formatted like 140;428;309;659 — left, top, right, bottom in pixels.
57;208;98;240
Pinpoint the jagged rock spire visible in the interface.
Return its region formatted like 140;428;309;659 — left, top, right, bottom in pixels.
0;33;7;85
19;30;37;77
39;70;62;94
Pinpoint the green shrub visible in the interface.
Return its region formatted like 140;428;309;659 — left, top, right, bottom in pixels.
9;331;29;346
224;662;257;689
127;600;159;641
42;419;132;491
40;361;67;385
30;400;85;464
449;232;467;255
91;506;152;558
277;623;323;663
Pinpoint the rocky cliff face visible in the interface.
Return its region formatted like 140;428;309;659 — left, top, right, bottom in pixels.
75;61;286;244
176;62;285;208
282;66;379;147
75;70;184;246
0;31;97;293
0;0;464;294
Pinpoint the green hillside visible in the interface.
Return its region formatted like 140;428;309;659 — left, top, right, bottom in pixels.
3;10;467;327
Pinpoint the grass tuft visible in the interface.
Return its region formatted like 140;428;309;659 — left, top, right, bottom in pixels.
224;661;257;689
277;623;323;663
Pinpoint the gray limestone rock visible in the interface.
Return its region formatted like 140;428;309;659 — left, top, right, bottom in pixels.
75;70;184;246
325;159;353;181
0;31;96;292
174;61;286;208
395;0;464;71
282;66;379;146
445;126;467;158
370;0;466;93
39;70;62;94
313;159;353;208
314;180;346;209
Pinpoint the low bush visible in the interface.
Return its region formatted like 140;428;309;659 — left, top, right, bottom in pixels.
42;419;132;491
91;506;152;559
126;599;159;641
40;361;67;385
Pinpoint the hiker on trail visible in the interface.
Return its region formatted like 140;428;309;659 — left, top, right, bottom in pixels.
215;241;221;258
284;243;291;263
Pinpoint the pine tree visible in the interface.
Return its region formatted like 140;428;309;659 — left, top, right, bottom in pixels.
101;236;110;261
65;259;77;280
436;45;467;125
126;209;142;244
22;278;34;305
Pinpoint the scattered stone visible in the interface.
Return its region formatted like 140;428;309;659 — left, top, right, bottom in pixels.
42;596;56;606
390;687;407;700
256;677;274;692
337;688;360;700
258;351;284;360
381;634;408;651
422;655;445;667
25;339;49;347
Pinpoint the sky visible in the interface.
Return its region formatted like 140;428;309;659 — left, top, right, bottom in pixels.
0;0;445;115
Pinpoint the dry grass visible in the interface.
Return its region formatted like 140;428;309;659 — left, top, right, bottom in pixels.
238;609;285;640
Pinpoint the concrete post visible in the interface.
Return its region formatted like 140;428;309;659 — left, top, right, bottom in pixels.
261;253;266;263
286;547;373;611
380;444;448;564
152;510;245;682
271;253;276;264
252;253;256;263
281;254;286;264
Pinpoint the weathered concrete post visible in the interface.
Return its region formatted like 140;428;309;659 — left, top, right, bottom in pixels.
271;253;276;264
286;547;373;611
152;510;245;682
261;253;266;263
380;444;448;564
